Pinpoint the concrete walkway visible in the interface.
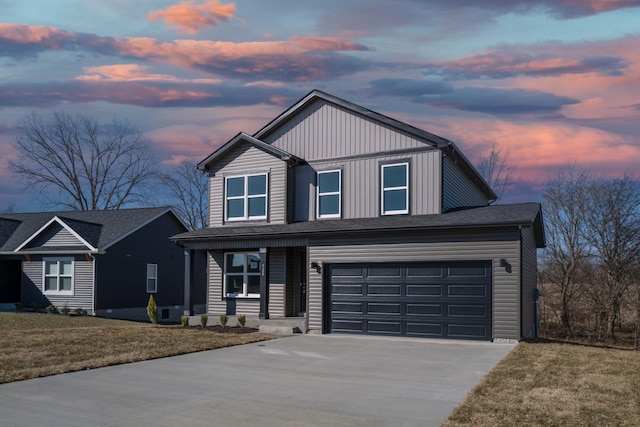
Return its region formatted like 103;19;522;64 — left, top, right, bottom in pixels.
0;335;514;427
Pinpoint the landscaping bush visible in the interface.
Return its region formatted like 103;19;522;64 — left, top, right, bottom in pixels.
181;315;189;327
238;314;246;329
46;305;56;314
147;295;158;324
219;314;228;327
200;314;208;327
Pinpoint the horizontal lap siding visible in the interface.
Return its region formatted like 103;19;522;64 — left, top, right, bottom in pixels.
208;143;287;227
21;256;94;313
308;237;521;340
268;248;286;317
29;224;83;247
442;157;489;210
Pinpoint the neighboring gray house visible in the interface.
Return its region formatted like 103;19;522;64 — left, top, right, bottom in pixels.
173;90;545;341
0;207;206;321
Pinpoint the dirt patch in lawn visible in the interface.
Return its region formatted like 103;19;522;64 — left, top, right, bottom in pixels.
442;341;640;426
0;312;274;384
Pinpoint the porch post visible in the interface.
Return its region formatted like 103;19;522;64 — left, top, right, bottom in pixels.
259;247;269;319
183;249;191;316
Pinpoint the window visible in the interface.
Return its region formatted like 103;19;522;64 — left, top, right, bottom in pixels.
224;252;261;297
317;169;341;218
225;174;268;221
381;162;409;215
147;264;158;293
43;258;73;294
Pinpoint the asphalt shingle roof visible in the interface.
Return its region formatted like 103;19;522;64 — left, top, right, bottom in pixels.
0;207;174;253
173;202;545;247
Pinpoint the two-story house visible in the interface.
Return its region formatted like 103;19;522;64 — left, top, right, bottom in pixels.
173;90;545;341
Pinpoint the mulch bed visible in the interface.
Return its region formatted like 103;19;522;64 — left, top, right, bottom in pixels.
199;325;259;334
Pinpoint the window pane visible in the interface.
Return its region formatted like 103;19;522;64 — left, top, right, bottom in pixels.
60;261;72;276
248;175;266;196
383;165;407;188
384;189;407;212
319;171;339;193
45;277;57;291
147;264;157;278
226;275;243;294
61;277;72;291
45;261;57;276
226;177;245;197
248;197;266;217
227;199;244;218
226;254;244;273
147;279;157;292
319;194;339;216
247;253;261;273
247;275;261;295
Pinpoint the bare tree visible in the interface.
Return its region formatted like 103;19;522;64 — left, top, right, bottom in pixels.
160;161;208;230
542;164;592;337
476;144;514;202
9;111;158;210
584;175;640;339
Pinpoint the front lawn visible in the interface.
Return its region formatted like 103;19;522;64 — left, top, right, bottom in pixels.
0;312;272;384
442;341;640;426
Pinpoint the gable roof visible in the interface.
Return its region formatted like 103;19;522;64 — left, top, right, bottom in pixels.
0;207;181;254
198;132;304;171
173;202;545;248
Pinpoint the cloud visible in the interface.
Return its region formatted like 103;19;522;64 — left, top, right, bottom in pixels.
0;80;300;109
147;0;236;34
0;24;371;82
367;78;453;97
76;64;221;83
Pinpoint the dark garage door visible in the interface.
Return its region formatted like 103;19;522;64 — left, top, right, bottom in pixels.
326;261;492;340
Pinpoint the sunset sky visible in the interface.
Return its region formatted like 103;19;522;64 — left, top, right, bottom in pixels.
1;0;640;211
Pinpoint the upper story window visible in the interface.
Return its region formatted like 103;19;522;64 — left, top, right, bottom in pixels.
317;169;342;218
381;162;409;215
224;252;261;298
147;264;158;293
225;173;268;221
43;258;74;295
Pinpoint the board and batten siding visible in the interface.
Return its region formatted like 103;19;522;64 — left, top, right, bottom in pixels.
27;223;84;247
208;142;288;227
264;100;431;161
442;157;489;211
294;150;442;221
21;256;94;313
521;226;538;338
307;235;522;340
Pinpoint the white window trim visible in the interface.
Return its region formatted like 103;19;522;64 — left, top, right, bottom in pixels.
381;162;409;215
225;173;268;221
42;257;74;295
316;169;342;219
146;263;158;293
224;252;261;298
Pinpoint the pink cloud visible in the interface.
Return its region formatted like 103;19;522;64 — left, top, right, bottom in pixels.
76;64;221;84
148;0;236;34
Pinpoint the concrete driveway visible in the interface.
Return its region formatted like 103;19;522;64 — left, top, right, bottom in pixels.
0;334;514;427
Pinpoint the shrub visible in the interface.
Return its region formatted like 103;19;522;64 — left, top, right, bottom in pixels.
60;304;70;315
14;303;22;312
200;314;208;327
181;315;189;327
147;295;158;324
219;314;228;327
46;305;56;314
237;314;246;329
30;302;40;312
73;307;84;315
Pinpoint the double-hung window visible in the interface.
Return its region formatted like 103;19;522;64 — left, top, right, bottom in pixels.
43;258;73;294
147;264;158;293
225;173;267;221
381;162;409;215
224;252;261;297
317;169;341;218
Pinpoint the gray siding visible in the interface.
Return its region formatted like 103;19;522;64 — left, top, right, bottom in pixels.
268;248;286;317
521;227;538;338
21;256;94;313
294;150;441;221
307;232;521;340
265;99;430;161
28;223;83;247
208;142;288;227
442;157;489;211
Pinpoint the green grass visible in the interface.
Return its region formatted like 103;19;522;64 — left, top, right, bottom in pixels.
0;312;273;384
442;341;640;426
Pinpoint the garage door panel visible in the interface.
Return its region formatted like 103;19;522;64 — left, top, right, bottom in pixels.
328;261;492;340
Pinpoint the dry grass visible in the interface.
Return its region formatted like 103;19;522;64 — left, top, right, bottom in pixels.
0;312;273;384
442;341;640;426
